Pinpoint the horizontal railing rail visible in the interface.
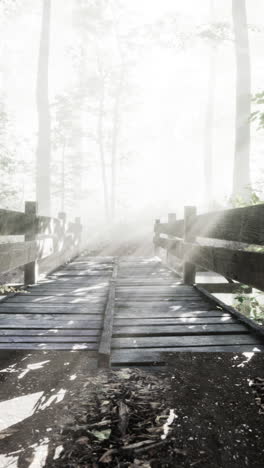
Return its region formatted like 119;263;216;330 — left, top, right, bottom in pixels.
154;204;264;291
0;201;83;285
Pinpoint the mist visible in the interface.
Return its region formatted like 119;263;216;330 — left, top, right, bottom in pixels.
1;0;264;237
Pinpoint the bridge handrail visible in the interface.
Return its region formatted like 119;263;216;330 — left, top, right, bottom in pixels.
0;201;83;285
153;204;264;291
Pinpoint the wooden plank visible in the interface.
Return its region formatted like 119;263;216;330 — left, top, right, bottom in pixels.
113;324;248;336
115;303;215;311
184;243;264;291
114;316;236;325
0;316;103;333
112;334;261;348
0;343;98;350
116;297;207;303
111;345;264;364
155;204;264;245
42;278;109;285
0;314;103;322
0;241;37;274
0;336;99;343
0;329;101;336
196;283;252;294
53;271;112;277
115;310;231;319
5;295;105;304
27;284;109;291
98;260;118;368
0;304;103;313
191;204;264;245
17;290;108;297
0;209;32;235
116;286;193;291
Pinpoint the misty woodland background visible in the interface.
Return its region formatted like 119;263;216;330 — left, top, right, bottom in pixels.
0;0;264;228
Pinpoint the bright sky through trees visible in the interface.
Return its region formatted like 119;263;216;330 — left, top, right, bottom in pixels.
1;0;264;223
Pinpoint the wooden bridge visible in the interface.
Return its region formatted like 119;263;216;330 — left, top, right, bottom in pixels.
0;202;263;367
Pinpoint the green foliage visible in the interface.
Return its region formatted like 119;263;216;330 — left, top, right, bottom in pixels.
251;91;264;130
229;191;263;208
234;292;264;325
0;285;24;295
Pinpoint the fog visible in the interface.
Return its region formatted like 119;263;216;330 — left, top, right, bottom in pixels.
1;0;264;232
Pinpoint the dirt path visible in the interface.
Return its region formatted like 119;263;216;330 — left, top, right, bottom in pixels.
0;352;263;467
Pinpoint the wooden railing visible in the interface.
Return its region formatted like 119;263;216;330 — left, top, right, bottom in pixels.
153;204;264;291
0;201;83;285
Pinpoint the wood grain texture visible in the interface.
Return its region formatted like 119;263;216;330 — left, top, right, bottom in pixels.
98;260;118;367
113;323;248;336
111;345;264;364
185;243;264;291
112;334;261;348
154;204;264;245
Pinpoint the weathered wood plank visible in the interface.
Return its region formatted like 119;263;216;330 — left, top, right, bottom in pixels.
112;334;261;348
111;345;264;364
192;204;264;245
27;284;109;292
115;310;231;319
0;209;32;235
0;320;102;328
17;290;108;297
0;343;98;350
0;329;101;336
0;336;99;343
54;270;112;277
185;243;264;291
5;295;105;304
196;283;252;294
0;241;37;274
115;303;214;311
114;316;236;325
113;324;248;336
154;204;264;245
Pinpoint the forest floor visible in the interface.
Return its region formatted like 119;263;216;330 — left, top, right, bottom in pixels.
0;352;263;467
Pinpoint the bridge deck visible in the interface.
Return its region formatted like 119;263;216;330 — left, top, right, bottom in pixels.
0;256;263;364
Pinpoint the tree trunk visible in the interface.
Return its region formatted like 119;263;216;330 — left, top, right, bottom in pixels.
232;0;251;201
61;138;66;213
36;0;51;215
203;0;216;210
111;67;123;220
98;77;109;220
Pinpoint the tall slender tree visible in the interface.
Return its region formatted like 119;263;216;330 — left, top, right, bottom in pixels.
203;0;216;209
232;0;251;201
36;0;51;215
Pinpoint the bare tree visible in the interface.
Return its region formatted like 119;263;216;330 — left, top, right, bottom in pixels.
232;0;251;201
36;0;51;215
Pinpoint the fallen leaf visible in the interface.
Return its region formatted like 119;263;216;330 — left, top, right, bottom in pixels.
92;429;111;440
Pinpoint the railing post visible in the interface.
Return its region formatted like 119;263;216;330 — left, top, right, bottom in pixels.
24;201;38;285
183;206;197;285
167;213;176;265
154;219;160;256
